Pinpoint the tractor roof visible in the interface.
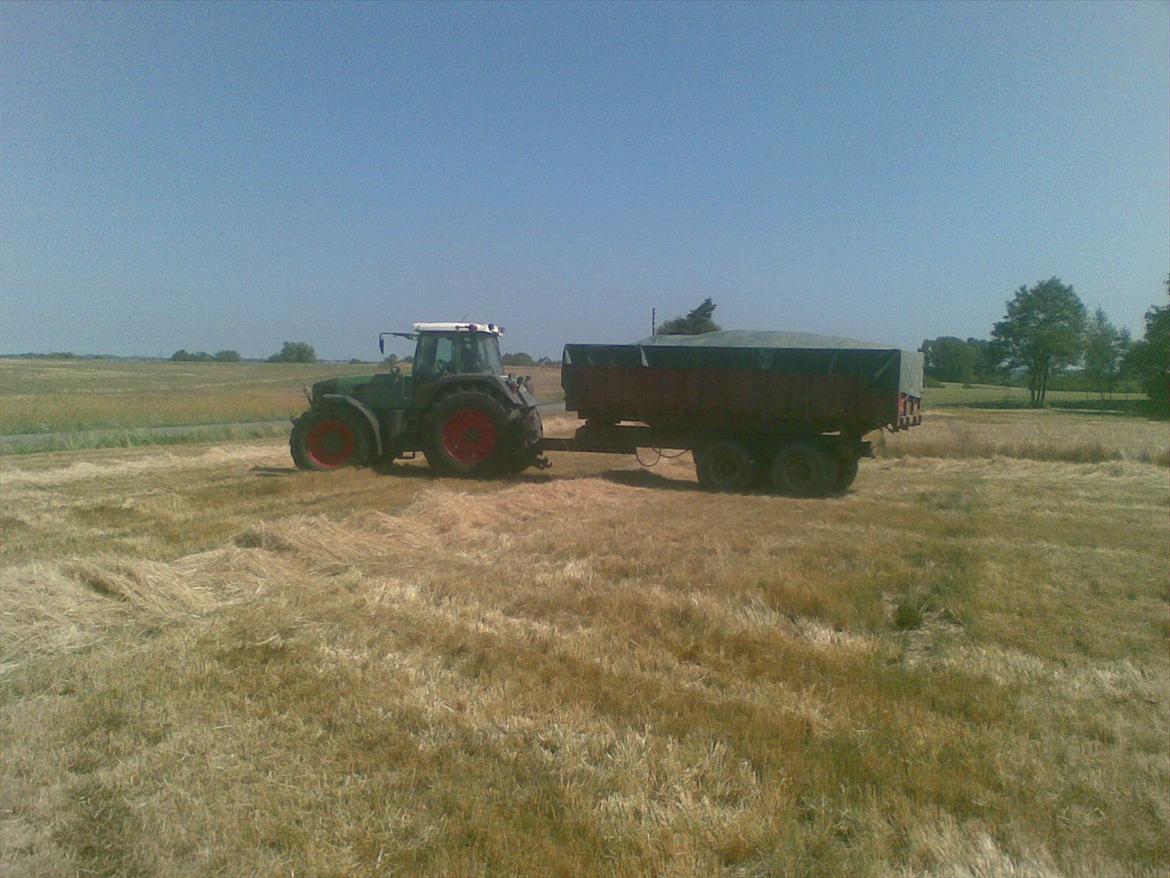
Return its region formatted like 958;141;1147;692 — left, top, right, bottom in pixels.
413;322;504;335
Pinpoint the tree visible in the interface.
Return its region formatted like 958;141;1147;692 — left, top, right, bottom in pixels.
171;349;213;362
921;336;980;383
214;350;241;362
657;298;721;335
502;352;535;367
990;278;1086;406
1124;277;1170;411
268;341;317;363
1082;308;1129;399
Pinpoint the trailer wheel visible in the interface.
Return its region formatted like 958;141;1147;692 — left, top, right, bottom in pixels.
695;441;755;492
771;442;839;498
291;410;369;471
425;391;515;477
833;456;860;492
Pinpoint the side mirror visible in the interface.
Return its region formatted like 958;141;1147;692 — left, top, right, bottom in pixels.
379;337;385;354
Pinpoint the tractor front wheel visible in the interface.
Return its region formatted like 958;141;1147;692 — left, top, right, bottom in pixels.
290;410;369;471
425;392;517;477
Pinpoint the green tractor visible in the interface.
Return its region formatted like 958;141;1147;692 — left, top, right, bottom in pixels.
290;322;545;476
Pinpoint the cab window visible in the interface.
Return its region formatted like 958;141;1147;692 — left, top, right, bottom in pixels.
413;335;455;379
433;338;454;372
476;336;503;374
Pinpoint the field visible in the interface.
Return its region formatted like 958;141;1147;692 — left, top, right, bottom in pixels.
1;360;1167;877
0;360;388;452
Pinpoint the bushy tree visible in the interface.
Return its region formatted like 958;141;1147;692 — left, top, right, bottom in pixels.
921;337;980;383
171;349;214;362
657;298;721;335
1124;277;1170;410
1082;308;1129;398
990;278;1086;406
214;350;241;362
502;352;536;366
268;341;317;363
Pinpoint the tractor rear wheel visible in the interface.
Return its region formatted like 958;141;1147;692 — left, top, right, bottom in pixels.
695;440;755;492
425;391;517;477
291;410;369;471
770;441;839;498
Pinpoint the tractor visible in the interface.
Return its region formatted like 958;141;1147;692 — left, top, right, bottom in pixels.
290;323;545;476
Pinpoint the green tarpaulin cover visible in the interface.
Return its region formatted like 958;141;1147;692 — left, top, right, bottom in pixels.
564;330;924;398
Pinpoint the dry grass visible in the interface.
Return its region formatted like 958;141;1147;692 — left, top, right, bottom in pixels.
2;415;1167;876
880;408;1170;467
514;364;563;401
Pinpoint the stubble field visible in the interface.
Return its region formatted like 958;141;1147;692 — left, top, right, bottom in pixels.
1;359;1167;877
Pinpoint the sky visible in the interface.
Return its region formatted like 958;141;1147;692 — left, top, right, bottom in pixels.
1;1;1167;361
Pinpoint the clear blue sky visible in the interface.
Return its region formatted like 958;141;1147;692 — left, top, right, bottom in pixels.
2;1;1167;360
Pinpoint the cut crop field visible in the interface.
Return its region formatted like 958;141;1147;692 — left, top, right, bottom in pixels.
1;373;1168;876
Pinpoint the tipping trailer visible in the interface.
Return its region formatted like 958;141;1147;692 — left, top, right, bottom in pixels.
538;331;923;496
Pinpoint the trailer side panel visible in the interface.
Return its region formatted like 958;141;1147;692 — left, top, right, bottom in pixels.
562;343;922;434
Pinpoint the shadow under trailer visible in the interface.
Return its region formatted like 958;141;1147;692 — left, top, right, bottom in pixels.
290;323;923;498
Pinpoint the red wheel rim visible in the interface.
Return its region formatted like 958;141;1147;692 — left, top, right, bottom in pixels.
306;418;356;468
442;409;497;465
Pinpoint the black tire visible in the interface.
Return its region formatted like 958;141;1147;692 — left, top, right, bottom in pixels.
770;441;839;498
833;456;860;492
500;406;543;475
695;440;755;492
425;391;518;477
290;409;370;471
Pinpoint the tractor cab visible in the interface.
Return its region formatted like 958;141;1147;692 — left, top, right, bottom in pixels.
380;322;505;384
407;323;505;382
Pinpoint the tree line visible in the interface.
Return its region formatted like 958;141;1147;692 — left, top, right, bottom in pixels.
923;276;1168;407
169;341;318;363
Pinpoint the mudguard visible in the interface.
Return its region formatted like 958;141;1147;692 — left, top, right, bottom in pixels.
415;374;534;411
320;394;383;456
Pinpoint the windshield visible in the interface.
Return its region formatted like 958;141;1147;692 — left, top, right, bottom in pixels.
414;332;502;377
474;334;503;375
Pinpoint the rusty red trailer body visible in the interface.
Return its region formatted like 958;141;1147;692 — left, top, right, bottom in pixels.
560;343;923;436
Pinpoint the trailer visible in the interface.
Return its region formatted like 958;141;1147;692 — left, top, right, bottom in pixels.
538;331;923;496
